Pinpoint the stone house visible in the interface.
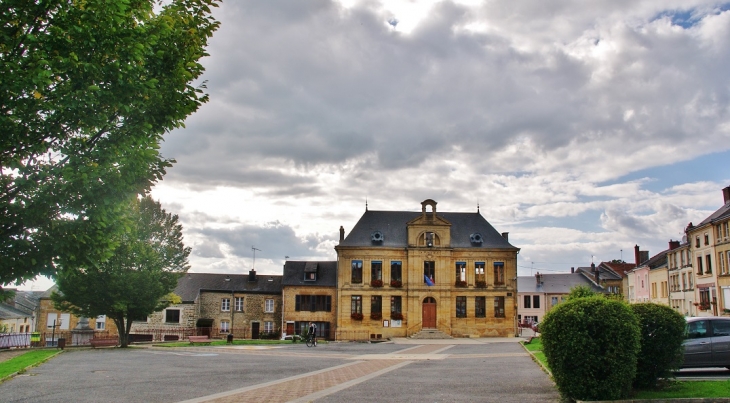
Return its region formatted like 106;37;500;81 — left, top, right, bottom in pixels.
517;271;606;325
282;261;337;340
686;186;730;316
35;286;118;345
335;199;520;339
132;271;283;340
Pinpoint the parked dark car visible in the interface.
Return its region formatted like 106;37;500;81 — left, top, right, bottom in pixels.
682;316;730;370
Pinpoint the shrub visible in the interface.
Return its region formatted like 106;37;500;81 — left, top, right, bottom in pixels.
630;303;686;389
540;296;640;401
566;284;598;300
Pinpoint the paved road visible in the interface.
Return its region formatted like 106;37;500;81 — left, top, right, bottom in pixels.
0;338;560;403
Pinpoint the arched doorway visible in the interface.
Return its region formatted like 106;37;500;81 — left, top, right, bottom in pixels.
422;297;436;328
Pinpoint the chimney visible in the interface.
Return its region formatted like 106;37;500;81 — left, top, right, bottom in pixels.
571;267;574;273
339;226;345;243
501;232;509;241
723;186;730;204
535;272;542;285
669;239;680;250
634;245;640;267
248;270;257;282
592;262;599;284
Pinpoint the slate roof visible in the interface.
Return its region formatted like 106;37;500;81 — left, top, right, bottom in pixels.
576;264;627;282
339;210;518;249
0;303;32;320
598;262;636;278
173;273;283;303
697;199;730;227
635;249;669;271
518;273;606;294
11;290;41;315
282;261;337;287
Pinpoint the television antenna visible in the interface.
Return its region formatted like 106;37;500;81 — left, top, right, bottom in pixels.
252;246;261;271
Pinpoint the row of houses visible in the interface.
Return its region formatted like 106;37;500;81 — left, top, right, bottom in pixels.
8;189;730;343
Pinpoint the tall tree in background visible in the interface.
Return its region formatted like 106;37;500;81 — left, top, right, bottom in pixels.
0;0;219;288
52;196;190;347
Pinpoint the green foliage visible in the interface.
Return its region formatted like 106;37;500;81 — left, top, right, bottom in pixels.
52;196;190;347
566;284;597;300
631;303;687;389
0;0;220;286
540;297;640;401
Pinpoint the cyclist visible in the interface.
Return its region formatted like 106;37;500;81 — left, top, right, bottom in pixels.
308;322;317;347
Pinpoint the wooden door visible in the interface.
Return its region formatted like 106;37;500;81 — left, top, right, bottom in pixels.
422;297;437;328
252;322;260;339
286;323;294;337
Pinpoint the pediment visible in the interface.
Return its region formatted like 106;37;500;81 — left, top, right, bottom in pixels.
407;214;451;226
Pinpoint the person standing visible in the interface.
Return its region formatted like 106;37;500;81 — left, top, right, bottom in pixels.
308;322;317;346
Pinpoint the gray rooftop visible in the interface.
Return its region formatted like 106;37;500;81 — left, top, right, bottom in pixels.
518;273;606;294
0;303;32;320
340;210;518;249
282;261;337;287
173;272;283;302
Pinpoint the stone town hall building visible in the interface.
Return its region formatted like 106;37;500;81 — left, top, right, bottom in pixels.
335;199;520;338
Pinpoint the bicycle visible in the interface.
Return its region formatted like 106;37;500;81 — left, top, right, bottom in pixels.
305;333;317;347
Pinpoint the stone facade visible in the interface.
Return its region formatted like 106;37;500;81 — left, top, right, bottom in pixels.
198;290;282;338
335;200;519;339
282;285;336;337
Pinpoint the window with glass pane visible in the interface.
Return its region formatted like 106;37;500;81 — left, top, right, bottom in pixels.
475;262;485;283
391;261;402;282
235;297;244;312
424;261;435;283
532;295;540;309
371;261;382;281
351;296;362;314
264;321;274;333
456;296;466;318
221;298;230;312
494;296;505;318
265;299;274;312
220;320;230;333
455;262;466;282
493;262;505;285
523;295;531;308
352;260;363;283
391;296;402;313
371;296;382;314
475;297;486;318
552;296;558;305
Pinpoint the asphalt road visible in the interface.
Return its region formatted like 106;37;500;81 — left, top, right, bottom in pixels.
0;340;560;403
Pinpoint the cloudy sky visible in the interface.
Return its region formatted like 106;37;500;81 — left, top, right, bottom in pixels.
23;0;730;290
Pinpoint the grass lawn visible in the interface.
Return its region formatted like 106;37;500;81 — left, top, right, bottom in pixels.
633;380;730;399
154;339;312;347
520;337;730;399
0;350;61;380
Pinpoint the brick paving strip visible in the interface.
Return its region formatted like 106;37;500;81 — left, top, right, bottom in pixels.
175;343;461;403
177;360;410;403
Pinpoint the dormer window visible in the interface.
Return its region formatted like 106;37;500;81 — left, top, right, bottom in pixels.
371;230;384;243
426;232;434;247
304;262;318;281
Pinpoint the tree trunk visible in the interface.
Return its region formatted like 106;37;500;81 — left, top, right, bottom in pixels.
113;314;128;347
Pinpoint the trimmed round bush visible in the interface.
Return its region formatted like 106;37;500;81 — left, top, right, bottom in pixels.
540;296;640;401
631;303;686;388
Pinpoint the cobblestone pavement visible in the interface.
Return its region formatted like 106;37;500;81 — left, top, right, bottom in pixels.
178;338;559;403
0;337;560;403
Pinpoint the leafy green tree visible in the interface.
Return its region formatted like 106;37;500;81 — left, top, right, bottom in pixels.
0;0;219;288
631;303;687;389
52;196;191;347
566;284;597;300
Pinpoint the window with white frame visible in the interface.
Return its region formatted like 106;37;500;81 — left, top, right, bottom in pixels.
96;315;106;330
235;297;244;312
264;321;274;333
221;298;230;312
265;299;274;313
220;320;230;333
